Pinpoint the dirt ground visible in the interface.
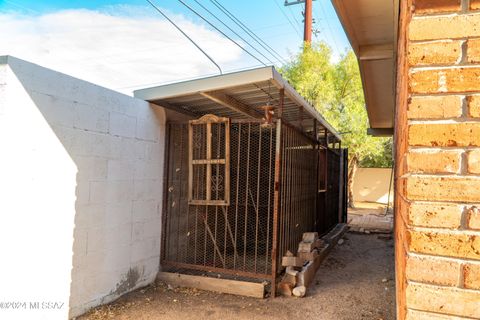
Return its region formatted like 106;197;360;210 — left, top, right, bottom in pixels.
80;232;395;320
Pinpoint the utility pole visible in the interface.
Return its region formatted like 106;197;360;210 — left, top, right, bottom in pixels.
284;0;313;44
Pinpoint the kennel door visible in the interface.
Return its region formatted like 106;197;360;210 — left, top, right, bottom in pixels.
188;114;230;206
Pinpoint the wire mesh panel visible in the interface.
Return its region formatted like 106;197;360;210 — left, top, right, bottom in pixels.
276;123;319;269
325;149;341;232
162;118;346;284
163;121;276;279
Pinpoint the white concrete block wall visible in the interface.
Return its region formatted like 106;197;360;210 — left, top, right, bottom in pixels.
0;56;165;319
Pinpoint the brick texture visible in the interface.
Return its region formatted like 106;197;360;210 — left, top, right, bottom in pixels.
464;263;480;289
406;283;480;318
410;68;480;94
408;41;462;66
414;0;462;14
406;255;459;286
472;0;480;10
407;96;462;119
467;95;480;117
407;151;460;174
408;230;480;260
467;39;480;63
467;150;480;174
414;0;461;14
408;123;480;147
467;206;480;230
406;176;480;202
407;309;476;320
405;2;480;319
408;202;462;228
410;14;480;41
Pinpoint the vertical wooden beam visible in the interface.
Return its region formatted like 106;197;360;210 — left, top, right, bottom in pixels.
224;120;230;205
304;0;313;43
394;1;412;319
206;122;212;201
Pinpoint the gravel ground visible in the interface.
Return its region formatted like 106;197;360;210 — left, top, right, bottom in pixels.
79;232;395;320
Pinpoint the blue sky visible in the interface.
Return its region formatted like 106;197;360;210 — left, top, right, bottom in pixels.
0;0;350;93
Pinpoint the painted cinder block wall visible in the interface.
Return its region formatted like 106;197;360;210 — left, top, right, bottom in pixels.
0;56;165;319
396;0;480;318
352;168;394;204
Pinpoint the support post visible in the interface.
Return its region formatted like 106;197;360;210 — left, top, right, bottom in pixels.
304;0;312;43
284;0;313;44
271;88;285;297
338;148;344;224
271;119;283;298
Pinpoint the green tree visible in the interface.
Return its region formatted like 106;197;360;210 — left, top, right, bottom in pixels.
280;42;393;206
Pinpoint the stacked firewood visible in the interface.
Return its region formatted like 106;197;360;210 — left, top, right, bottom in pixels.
277;232;328;297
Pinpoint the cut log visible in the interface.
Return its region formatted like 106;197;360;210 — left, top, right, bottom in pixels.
277;281;294;297
292;286;306;297
282;269;297;286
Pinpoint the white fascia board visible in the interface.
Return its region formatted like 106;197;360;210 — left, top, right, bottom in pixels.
134;65;341;141
133;66;275;101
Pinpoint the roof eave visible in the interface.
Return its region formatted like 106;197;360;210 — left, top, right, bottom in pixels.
134;66;341;140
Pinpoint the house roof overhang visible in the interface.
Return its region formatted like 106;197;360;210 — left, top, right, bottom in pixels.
330;0;399;136
134;66;341;141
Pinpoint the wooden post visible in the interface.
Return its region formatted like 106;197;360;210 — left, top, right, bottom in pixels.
394;0;412;319
304;0;313;43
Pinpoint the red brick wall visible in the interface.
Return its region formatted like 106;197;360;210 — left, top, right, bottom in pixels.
400;0;480;318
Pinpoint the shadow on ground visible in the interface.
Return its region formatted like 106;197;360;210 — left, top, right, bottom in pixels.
80;233;395;320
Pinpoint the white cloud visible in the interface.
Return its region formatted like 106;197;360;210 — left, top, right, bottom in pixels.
0;6;247;94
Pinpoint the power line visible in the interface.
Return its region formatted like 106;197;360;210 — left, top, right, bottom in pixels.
189;0;275;65
145;0;223;74
209;0;288;65
287;5;302;32
178;0;266;66
175;0;267;66
210;0;288;64
3;0;38;14
317;1;342;55
271;0;301;38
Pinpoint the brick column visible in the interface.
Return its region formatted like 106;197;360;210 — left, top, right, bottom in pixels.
398;0;480;318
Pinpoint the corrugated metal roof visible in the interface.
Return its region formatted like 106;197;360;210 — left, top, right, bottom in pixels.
134;66;341;140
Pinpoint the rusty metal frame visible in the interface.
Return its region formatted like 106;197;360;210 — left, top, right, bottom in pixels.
188;114;230;206
271;119;282;297
162;261;271;280
160;94;346;294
